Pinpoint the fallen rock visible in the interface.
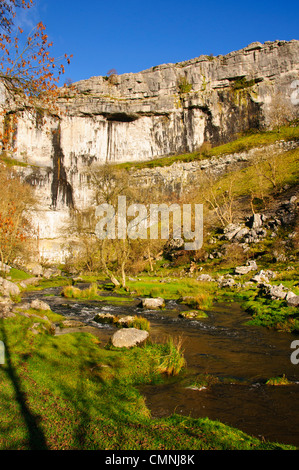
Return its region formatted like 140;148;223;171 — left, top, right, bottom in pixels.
247;213;266;229
286;292;299;307
218;277;236;288
235;266;253;275
197;274;215;282
234;227;250;240
111;328;149;348
117;315;135;326
0;262;11;274
251;270;276;284
141;297;165;309
235;260;258;275
43;268;61;279
26;263;43;277
0;297;14;318
222;224;243;240
30;299;51;311
19;277;40;288
259;283;288;300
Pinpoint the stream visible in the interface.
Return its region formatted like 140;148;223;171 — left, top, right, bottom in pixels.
23;284;299;448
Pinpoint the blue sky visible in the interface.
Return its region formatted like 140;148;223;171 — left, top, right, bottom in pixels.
19;0;299;84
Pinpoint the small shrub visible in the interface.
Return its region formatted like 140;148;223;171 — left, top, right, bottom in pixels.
131;316;150;332
177;75;192;94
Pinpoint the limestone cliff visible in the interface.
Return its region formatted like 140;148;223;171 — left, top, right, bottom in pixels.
1;40;298;262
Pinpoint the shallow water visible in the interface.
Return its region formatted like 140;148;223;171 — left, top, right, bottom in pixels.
24;286;299;447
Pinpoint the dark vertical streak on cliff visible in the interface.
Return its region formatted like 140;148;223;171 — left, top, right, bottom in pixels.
51;124;74;210
106;121;112;162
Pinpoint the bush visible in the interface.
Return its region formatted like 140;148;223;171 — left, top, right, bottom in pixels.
157;337;186;376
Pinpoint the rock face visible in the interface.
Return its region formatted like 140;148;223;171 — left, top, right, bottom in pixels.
2;40;298;262
141;297;165;309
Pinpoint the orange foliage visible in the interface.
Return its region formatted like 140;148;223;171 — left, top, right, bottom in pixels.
0;0;73;155
0;166;36;265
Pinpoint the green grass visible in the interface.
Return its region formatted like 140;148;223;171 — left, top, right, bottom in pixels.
220;286;299;333
125;275;216;301
116;124;299;171
0;313;294;450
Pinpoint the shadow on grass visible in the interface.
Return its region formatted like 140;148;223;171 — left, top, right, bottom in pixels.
0;319;48;450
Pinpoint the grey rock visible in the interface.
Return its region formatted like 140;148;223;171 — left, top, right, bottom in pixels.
111;328;149;348
235;266;253;275
259;283;288;300
197;274;215;282
247;213;264;229
268;284;288;300
117;315;135;326
141;297;165;309
30;299;51;311
235;259;258;275
218;277;236;288
222;224;243;240
251;270;276;284
0;262;11;274
19;277;40;288
0;297;14;318
234;227;250;240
